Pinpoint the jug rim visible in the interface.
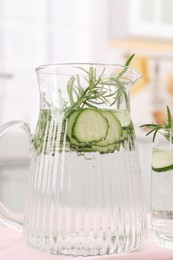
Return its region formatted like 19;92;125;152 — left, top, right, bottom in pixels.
35;62;142;79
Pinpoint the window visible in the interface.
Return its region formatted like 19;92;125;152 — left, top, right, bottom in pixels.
0;0;96;126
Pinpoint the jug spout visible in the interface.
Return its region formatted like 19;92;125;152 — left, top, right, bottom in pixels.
114;65;142;87
105;65;142;110
129;67;142;84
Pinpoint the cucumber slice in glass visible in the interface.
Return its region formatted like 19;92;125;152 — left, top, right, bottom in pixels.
93;111;122;147
152;149;173;172
67;110;81;146
73;108;109;143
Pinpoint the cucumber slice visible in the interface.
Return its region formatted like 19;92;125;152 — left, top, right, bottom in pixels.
73;109;109;143
115;109;131;128
94;111;122;147
67;110;93;150
67;110;81;146
152;149;173;172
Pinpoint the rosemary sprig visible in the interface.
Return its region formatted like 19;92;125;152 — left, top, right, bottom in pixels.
117;53;135;78
140;106;173;143
112;53;135;108
65;54;135;116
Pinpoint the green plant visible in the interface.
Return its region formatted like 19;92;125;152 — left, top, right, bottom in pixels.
65;54;135;117
140;106;173;143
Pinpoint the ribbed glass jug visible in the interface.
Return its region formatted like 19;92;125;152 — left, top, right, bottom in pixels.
0;63;147;256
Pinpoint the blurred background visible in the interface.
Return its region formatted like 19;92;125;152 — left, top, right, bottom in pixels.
0;0;173;215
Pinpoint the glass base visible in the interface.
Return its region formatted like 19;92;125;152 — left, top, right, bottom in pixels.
26;232;146;256
154;232;173;249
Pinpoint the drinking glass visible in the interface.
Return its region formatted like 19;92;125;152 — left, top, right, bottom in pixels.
151;128;173;249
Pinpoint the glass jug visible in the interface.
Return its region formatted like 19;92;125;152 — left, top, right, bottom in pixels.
0;64;147;256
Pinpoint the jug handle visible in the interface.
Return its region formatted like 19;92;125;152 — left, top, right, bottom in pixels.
0;120;31;231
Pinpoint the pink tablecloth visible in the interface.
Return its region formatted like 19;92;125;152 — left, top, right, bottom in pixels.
1;225;173;260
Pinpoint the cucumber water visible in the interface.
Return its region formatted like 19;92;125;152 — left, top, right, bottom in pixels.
152;149;173;172
152;148;173;249
31;107;143;256
34;108;135;155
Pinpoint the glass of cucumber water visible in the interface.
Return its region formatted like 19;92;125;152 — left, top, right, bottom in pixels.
151;128;173;249
0;59;147;256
